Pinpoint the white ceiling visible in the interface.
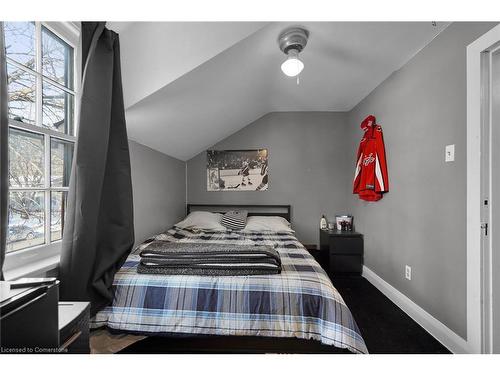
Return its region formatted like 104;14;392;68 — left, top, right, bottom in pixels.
109;22;448;161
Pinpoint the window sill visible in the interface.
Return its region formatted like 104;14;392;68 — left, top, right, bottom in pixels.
4;254;60;281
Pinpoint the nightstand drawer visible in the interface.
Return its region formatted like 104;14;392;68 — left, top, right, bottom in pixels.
330;255;363;275
329;236;363;255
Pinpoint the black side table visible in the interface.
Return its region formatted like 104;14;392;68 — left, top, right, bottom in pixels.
320;229;364;277
59;301;90;354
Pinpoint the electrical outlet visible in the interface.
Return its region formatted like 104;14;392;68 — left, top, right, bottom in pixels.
405;265;412;280
445;144;455;162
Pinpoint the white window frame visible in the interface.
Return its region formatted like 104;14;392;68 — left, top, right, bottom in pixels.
4;22;80;279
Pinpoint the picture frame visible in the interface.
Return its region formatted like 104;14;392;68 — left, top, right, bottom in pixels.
207;149;269;191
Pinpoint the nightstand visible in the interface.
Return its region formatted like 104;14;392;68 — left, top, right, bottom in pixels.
320;229;363;277
59;301;90;354
302;243;328;271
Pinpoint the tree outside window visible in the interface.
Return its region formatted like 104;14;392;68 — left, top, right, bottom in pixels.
4;22;76;253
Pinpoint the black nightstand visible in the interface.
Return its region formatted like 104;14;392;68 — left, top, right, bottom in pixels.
59;301;90;354
320;229;364;277
302;244;328;271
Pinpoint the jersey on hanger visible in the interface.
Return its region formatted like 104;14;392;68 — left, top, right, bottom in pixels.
353;115;389;201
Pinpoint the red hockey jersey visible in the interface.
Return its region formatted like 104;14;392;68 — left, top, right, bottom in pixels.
353;115;389;201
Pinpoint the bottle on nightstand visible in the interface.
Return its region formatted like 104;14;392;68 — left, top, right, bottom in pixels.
320;215;327;230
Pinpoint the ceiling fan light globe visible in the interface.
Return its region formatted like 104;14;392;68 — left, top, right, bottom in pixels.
281;57;304;77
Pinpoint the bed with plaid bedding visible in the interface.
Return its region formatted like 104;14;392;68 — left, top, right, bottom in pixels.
91;227;368;354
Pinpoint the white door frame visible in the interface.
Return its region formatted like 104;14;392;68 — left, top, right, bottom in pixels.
467;23;500;354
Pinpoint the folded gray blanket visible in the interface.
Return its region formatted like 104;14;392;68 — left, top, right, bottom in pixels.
137;241;281;276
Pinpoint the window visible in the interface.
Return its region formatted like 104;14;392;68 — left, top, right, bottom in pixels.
4;22;77;254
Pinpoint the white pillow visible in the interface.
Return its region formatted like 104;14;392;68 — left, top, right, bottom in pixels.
242;216;294;233
174;211;226;231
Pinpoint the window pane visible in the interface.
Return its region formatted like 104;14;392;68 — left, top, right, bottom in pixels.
51;139;74;187
42;80;74;135
7;191;45;252
7;63;36;124
42;26;74;89
3;22;35;69
9;128;45;188
51;191;67;242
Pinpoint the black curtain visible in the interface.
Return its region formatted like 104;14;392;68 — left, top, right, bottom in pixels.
0;23;8;281
59;22;134;315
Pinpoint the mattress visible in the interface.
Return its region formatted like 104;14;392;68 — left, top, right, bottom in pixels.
91;227;368;354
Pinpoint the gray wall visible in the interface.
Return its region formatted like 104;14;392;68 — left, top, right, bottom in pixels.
187;112;352;244
345;22;497;339
129;140;186;246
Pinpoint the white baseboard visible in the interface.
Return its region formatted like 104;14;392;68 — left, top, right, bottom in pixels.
362;266;469;354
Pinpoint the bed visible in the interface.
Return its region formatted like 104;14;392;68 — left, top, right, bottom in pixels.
91;204;368;354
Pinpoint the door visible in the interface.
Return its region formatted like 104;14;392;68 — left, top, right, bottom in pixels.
491;44;500;354
481;42;500;354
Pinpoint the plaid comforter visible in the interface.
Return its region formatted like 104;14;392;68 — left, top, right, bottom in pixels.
92;228;368;354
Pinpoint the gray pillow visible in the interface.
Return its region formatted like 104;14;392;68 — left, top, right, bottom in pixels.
220;210;248;231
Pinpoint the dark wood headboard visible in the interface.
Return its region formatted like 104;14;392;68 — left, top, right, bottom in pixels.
186;204;292;223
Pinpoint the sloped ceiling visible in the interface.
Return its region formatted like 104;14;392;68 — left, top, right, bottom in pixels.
109;22;448;161
109;22;269;108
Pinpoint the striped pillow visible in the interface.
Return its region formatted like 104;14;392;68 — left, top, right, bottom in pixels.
221;210;248;231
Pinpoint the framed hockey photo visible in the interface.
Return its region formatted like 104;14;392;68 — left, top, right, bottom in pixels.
207;149;269;191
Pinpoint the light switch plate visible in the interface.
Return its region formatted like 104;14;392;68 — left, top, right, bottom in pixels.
445;144;455;162
405;265;412;280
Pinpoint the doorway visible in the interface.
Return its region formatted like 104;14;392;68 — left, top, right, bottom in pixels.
468;24;500;354
480;40;500;354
